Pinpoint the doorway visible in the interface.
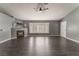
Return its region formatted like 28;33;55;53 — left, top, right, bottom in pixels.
60;21;67;38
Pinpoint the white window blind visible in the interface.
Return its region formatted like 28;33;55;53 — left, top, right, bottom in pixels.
29;23;49;33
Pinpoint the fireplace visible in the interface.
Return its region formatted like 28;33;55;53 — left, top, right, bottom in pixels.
17;30;24;38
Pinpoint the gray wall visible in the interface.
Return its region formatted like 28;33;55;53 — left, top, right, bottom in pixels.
62;7;79;41
50;21;60;35
0;13;13;42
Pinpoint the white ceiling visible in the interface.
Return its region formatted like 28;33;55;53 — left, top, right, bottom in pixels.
0;3;79;20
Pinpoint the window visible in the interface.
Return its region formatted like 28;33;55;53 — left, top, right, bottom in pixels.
29;23;49;33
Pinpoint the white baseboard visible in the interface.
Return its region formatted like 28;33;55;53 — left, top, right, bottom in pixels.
47;35;60;36
28;35;60;36
0;37;17;44
0;38;11;44
62;36;79;44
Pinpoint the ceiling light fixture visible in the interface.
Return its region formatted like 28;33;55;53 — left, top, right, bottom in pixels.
34;3;48;12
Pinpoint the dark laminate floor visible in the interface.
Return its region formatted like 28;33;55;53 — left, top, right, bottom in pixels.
0;36;79;56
